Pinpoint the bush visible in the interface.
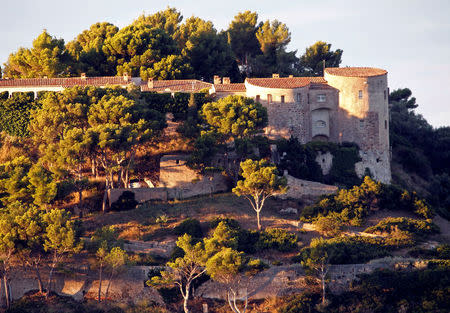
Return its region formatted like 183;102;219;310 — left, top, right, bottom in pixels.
255;228;299;252
209;217;240;230
245;258;269;275
364;217;439;239
313;212;344;237
173;218;203;238
300;177;434;225
110;191;138;211
277;293;321;313
295;236;393;264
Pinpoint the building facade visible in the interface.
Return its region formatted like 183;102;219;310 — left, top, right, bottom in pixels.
0;67;391;183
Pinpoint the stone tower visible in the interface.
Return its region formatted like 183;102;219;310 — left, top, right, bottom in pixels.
324;67;391;183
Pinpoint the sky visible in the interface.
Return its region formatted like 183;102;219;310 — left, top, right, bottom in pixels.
1;0;449;127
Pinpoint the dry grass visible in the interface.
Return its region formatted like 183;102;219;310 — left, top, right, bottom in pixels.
82;193;304;240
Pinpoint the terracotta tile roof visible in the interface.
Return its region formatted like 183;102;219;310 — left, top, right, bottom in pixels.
0;76;132;87
245;77;326;89
325;67;387;77
213;83;246;92
141;79;212;93
309;83;337;90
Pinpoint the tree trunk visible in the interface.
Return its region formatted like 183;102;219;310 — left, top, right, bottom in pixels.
3;276;9;308
34;264;44;294
104;270;114;303
98;264;103;303
102;177;109;213
256;210;261;231
183;282;190;313
321;273;326;304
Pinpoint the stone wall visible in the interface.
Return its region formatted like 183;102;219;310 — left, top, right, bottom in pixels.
278;174;338;199
0;266;163;305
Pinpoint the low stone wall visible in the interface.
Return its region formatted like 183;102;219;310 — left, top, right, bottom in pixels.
108;188;168;206
0;266;163;305
108;173;228;206
278;175;338;200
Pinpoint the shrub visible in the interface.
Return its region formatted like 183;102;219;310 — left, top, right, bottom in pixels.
300;177;434;225
209;217;240;230
173;218;203;238
313;212;344;237
256;228;299;252
245;258;269;275
364;217;439;239
277;293;320;313
295;236;393;264
110;191;138;211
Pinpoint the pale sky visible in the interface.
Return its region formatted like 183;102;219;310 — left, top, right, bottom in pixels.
1;0;449;127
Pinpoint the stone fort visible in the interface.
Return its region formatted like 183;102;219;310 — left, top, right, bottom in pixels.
0;67;391;183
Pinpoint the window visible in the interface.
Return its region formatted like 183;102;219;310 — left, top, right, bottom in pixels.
256;95;260;103
316;120;326;128
385;120;387;129
358;90;363;99
280;95;285;103
359;119;364;128
317;94;326;102
176;159;180;164
384;90;387;100
267;94;272;104
296;93;302;103
307;94;310;104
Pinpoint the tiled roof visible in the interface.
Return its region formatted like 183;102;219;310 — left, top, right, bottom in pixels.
0;76;132;87
141;79;212;93
213;83;246;92
245;77;326;89
325;67;387;77
309;83;337;90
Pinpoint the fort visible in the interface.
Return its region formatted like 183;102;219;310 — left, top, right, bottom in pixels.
0;66;391;184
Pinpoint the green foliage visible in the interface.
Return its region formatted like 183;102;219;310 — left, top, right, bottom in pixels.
202;95;268;140
364;217;439;239
205;247;244;282
277;293;320;313
90;226;124;251
173;218;203;238
209;217;240;230
313;212;344;237
181;19;240;82
204;221;238;253
43;208;83;256
408;244;450;259
3;30;70;78
186;132;221;170
300;176;434;225
276;137;323;181
110;191;138;211
327;267;450;313
297;41;343;76
255;228;298;252
0;92;39;137
0;157;57;208
102;24;179;79
66;22;119;76
227;11;261;70
233;159;288;230
296;236;392;265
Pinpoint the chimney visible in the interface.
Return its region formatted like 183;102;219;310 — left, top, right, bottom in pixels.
272;73;280;78
123;72;129;82
80;73;86;80
289;75;294;78
222;77;230;84
147;78;154;89
213;75;221;85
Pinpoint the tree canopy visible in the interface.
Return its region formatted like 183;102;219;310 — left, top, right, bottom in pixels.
3;30;70;78
297;41;343;76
